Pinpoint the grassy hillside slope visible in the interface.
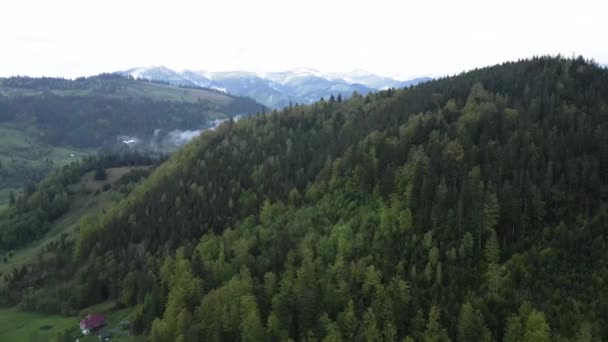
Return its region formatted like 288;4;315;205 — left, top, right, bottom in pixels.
0;307;76;341
0;166;148;282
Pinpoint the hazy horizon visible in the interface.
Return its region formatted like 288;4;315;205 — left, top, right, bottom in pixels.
1;0;607;79
1;60;605;82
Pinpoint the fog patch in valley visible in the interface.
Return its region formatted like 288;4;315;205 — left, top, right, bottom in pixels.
111;115;244;153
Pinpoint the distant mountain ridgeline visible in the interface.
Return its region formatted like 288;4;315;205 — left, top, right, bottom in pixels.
2;73;249;103
0;74;266;149
116;66;432;108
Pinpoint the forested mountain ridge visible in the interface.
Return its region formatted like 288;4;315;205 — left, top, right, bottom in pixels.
1;74;250;104
5;56;608;341
0;74;266;148
0;74;266;206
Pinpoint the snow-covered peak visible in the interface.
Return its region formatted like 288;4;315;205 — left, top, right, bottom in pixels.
114;65;433;109
126;66;156;79
328;69;374;78
180;69;211;77
260;68;322;84
120;66;186;83
209;71;260;80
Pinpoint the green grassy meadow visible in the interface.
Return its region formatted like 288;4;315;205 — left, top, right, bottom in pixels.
0;307;77;341
0;124;91;205
0;166;144;279
0;304;145;342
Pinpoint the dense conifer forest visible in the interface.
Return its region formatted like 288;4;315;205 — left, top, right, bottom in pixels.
2;56;607;341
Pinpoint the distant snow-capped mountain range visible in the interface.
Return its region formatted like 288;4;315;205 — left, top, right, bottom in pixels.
115;66;432;108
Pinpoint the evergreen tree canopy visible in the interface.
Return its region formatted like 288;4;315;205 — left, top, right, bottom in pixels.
4;56;608;341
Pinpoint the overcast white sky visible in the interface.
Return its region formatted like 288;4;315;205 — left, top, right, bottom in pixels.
1;0;606;79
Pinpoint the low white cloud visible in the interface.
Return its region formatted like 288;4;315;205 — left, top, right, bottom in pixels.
116;115;244;152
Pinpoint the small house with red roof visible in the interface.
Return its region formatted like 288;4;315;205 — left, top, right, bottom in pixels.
80;314;106;334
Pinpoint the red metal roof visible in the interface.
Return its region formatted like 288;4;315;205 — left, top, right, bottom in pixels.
80;314;106;330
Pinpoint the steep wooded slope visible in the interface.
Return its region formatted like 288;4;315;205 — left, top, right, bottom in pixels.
10;57;608;341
